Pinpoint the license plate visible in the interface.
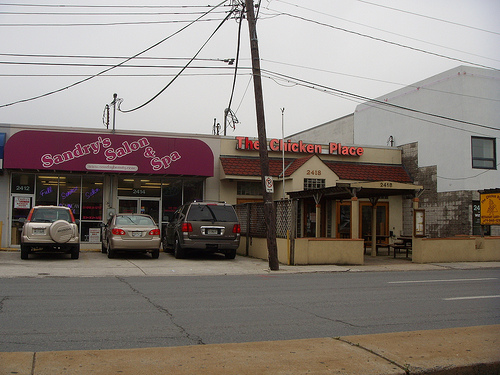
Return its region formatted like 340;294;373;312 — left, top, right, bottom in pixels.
33;228;45;235
207;229;218;235
132;232;142;237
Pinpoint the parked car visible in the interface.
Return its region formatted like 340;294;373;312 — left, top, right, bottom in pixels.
162;201;241;259
19;205;80;260
101;214;161;259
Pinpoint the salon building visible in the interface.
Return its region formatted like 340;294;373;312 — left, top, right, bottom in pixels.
0;123;421;254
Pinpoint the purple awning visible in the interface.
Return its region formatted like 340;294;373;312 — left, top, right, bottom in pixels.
4;130;213;176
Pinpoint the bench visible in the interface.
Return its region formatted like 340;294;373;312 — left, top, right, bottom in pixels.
388;244;412;258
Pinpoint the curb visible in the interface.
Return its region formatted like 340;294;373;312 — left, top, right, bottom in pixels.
1;326;499;375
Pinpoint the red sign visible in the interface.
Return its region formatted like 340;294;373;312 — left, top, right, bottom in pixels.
236;137;364;156
5;130;214;176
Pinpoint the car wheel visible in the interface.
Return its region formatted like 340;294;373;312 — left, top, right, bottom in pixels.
151;248;160;259
174;237;185;259
71;246;79;259
107;242;115;259
225;249;237;260
21;245;30;260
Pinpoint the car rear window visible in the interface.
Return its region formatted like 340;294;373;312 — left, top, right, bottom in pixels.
187;205;238;222
116;215;154;226
32;208;70;223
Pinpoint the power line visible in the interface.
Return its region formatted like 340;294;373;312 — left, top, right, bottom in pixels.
118;5;237;113
0;0;230;109
0;3;228;8
0;17;228;27
355;0;500;36
271;10;499;72
270;1;500;64
261;69;500;134
0;52;232;62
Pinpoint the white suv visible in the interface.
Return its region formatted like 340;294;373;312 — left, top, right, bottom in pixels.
20;206;80;260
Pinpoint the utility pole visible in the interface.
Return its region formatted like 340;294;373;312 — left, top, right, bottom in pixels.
245;0;279;271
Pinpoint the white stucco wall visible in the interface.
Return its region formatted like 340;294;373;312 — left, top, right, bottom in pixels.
353;66;500;193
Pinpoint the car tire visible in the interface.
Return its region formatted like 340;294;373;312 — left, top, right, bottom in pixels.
49;220;73;243
151;248;160;259
21;245;30;260
225;249;237;260
174;237;185;259
107;242;115;259
71;246;79;259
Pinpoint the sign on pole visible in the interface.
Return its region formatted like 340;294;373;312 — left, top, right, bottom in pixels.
265;176;274;193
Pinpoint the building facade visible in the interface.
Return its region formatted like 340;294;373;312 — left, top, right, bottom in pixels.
289;66;500;237
0;124;418;250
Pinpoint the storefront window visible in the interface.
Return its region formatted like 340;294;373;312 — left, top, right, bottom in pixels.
118;177;162;197
59;175;81;219
11;173;35;194
80;222;102;243
183;179;203;203
82;176;103;221
162;180;182;222
36;175;58;206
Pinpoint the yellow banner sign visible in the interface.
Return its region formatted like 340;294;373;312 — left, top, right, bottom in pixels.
480;193;500;225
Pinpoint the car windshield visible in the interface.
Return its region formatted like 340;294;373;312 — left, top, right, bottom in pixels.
116;215;154;226
187;205;238;222
31;208;70;223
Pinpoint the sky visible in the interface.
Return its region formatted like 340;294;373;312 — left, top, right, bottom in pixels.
0;0;499;140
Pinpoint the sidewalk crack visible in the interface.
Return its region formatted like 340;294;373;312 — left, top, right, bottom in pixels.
116;276;205;345
335;337;410;374
31;352;36;375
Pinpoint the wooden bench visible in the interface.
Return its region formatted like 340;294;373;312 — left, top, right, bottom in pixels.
388;244;412;258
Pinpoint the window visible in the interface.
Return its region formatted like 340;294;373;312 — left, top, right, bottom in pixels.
237;181;262;196
304;178;325;190
472;137;496;169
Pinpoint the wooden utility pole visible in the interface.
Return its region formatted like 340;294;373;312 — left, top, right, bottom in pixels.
245;0;279;271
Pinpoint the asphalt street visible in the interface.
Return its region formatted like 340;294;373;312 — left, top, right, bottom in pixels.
0;251;498;353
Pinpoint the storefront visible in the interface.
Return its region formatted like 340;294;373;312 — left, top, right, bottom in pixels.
1;126;217;249
0;124;421;256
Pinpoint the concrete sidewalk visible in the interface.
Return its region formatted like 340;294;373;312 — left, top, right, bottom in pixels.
1;325;499;375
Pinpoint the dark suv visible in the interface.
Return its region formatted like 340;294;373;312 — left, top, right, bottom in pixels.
162;201;241;259
19;206;80;260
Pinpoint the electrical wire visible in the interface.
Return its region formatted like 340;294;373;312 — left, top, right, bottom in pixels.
261;69;500;134
265;10;499;71
118;6;237;113
355;0;500;36
0;0;230;109
271;0;500;64
224;4;245;131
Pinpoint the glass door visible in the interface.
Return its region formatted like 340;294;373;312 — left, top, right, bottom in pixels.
118;198;160;224
336;202;351;238
11;194;33;245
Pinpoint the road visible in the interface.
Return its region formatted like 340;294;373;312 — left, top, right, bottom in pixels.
1;268;499;352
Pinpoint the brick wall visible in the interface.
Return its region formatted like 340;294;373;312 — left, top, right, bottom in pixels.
400;142;494;238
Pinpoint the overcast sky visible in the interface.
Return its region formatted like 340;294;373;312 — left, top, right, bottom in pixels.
1;0;499;139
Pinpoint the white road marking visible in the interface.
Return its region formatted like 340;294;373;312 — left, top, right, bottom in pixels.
444;295;500;301
388;278;497;284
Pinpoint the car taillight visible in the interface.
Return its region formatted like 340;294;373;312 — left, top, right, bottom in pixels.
181;222;193;232
112;228;126;235
149;229;160;236
233;224;241;233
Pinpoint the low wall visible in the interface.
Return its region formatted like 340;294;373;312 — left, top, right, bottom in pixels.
413;236;500;263
238;237;364;265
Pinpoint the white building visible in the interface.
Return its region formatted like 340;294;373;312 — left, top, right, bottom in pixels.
290;66;500;237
